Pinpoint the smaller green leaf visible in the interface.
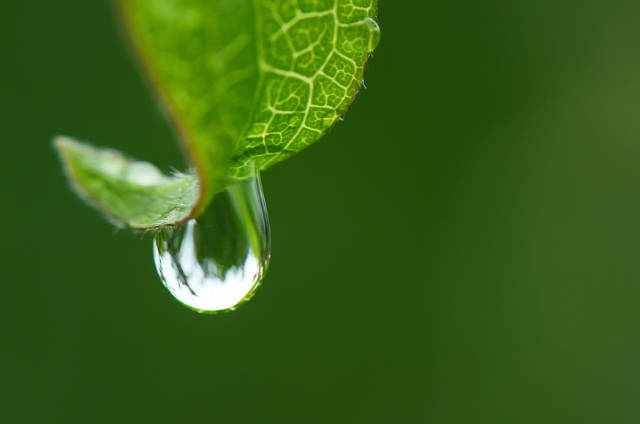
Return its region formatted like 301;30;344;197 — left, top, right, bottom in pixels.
54;137;198;228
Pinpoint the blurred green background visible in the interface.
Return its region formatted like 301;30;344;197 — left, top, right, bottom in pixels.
3;1;640;422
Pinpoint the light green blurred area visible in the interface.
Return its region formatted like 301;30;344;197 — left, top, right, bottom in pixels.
2;1;640;422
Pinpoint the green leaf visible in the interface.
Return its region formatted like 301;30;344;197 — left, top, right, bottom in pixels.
54;137;198;228
55;0;380;228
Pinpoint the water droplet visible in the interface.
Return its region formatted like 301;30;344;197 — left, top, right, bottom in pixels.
152;164;270;314
365;17;381;52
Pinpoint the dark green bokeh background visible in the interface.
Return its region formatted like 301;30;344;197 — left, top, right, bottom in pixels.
3;1;640;422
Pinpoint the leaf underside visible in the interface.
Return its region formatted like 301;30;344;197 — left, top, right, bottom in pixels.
55;0;380;229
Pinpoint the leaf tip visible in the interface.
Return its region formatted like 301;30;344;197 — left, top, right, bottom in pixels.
52;135;81;182
52;134;73;157
52;135;90;170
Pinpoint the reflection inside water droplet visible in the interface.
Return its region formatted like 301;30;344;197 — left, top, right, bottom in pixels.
153;164;270;314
